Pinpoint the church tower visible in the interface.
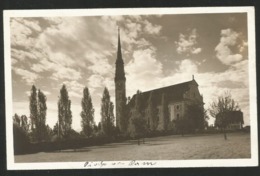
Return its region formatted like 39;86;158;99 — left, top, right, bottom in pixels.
115;28;126;132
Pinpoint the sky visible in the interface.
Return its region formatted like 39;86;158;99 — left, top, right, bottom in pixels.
10;13;249;131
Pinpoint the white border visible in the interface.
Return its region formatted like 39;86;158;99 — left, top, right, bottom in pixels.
4;7;258;170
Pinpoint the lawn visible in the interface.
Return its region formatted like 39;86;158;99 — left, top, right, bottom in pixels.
15;132;251;162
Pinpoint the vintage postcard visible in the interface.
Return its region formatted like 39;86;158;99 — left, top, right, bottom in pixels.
4;7;258;169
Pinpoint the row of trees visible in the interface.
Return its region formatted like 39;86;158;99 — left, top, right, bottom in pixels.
13;84;241;143
13;85;116;142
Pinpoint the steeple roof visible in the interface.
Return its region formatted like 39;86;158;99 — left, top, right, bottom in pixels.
115;27;126;81
116;27;124;65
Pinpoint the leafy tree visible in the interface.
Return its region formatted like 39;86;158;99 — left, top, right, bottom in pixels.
185;104;207;132
58;84;72;139
29;85;38;131
13;123;30;154
13;114;30;134
157;93;169;131
13;113;21;126
37;89;47;141
145;91;158;131
128;90;147;145
100;87;115;136
81;87;95;137
44;124;53;141
20;115;30;133
209;91;240;140
175;117;189;136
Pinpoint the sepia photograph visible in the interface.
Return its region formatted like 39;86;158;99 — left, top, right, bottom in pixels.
4;7;258;169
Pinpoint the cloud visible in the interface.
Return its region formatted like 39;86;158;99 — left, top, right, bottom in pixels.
143;20;162;35
86;52;113;76
25;90;51;96
175;29;202;56
11;48;38;63
10;18;41;49
159;58;249;125
13;67;40;85
125;48;163;96
215;28;244;65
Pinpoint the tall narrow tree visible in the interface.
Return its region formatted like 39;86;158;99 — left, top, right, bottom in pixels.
58;85;72;138
100;87;115;136
145;91;157;131
37;89;47;141
81;87;95;137
128;90;146;144
29;85;37;131
158;93;168;131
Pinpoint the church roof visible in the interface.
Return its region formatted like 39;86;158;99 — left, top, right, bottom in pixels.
128;79;198;108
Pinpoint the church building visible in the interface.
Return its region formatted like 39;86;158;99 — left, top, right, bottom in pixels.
114;29;204;132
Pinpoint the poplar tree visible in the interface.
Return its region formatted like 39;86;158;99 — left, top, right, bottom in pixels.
128;90;146;144
37;89;47;141
145;91;157;131
160;93;169;131
29;85;37;131
100;87;115;136
81;87;95;137
58;85;72;138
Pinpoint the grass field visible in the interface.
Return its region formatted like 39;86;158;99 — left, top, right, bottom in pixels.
15;132;250;162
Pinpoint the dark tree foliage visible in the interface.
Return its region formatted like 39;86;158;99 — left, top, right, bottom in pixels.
145;91;158;131
13;123;30;155
209;91;240;140
101;87;115;136
37;89;47;141
13;113;21;126
158;93;169;131
81;87;95;137
20;115;30;133
185;104;207;132
13;114;30;135
128;90;147;144
29;85;37;130
58;84;72;139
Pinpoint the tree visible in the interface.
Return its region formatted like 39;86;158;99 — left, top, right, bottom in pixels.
20;115;30;133
13;114;30;134
157;93;169;131
37;89;47;141
100;87;115;136
145;91;158;131
128;90;147;145
29;85;38;131
185;104;207;133
81;87;95;137
58;84;72;139
53;122;59;136
13;113;21;126
44;124;53;141
209;91;240;140
175;117;188;136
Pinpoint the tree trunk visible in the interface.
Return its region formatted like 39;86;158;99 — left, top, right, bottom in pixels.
138;138;140;145
223;128;227;140
143;138;145;144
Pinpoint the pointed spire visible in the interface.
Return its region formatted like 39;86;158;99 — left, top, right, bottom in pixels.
116;27;123;64
115;26;126;81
